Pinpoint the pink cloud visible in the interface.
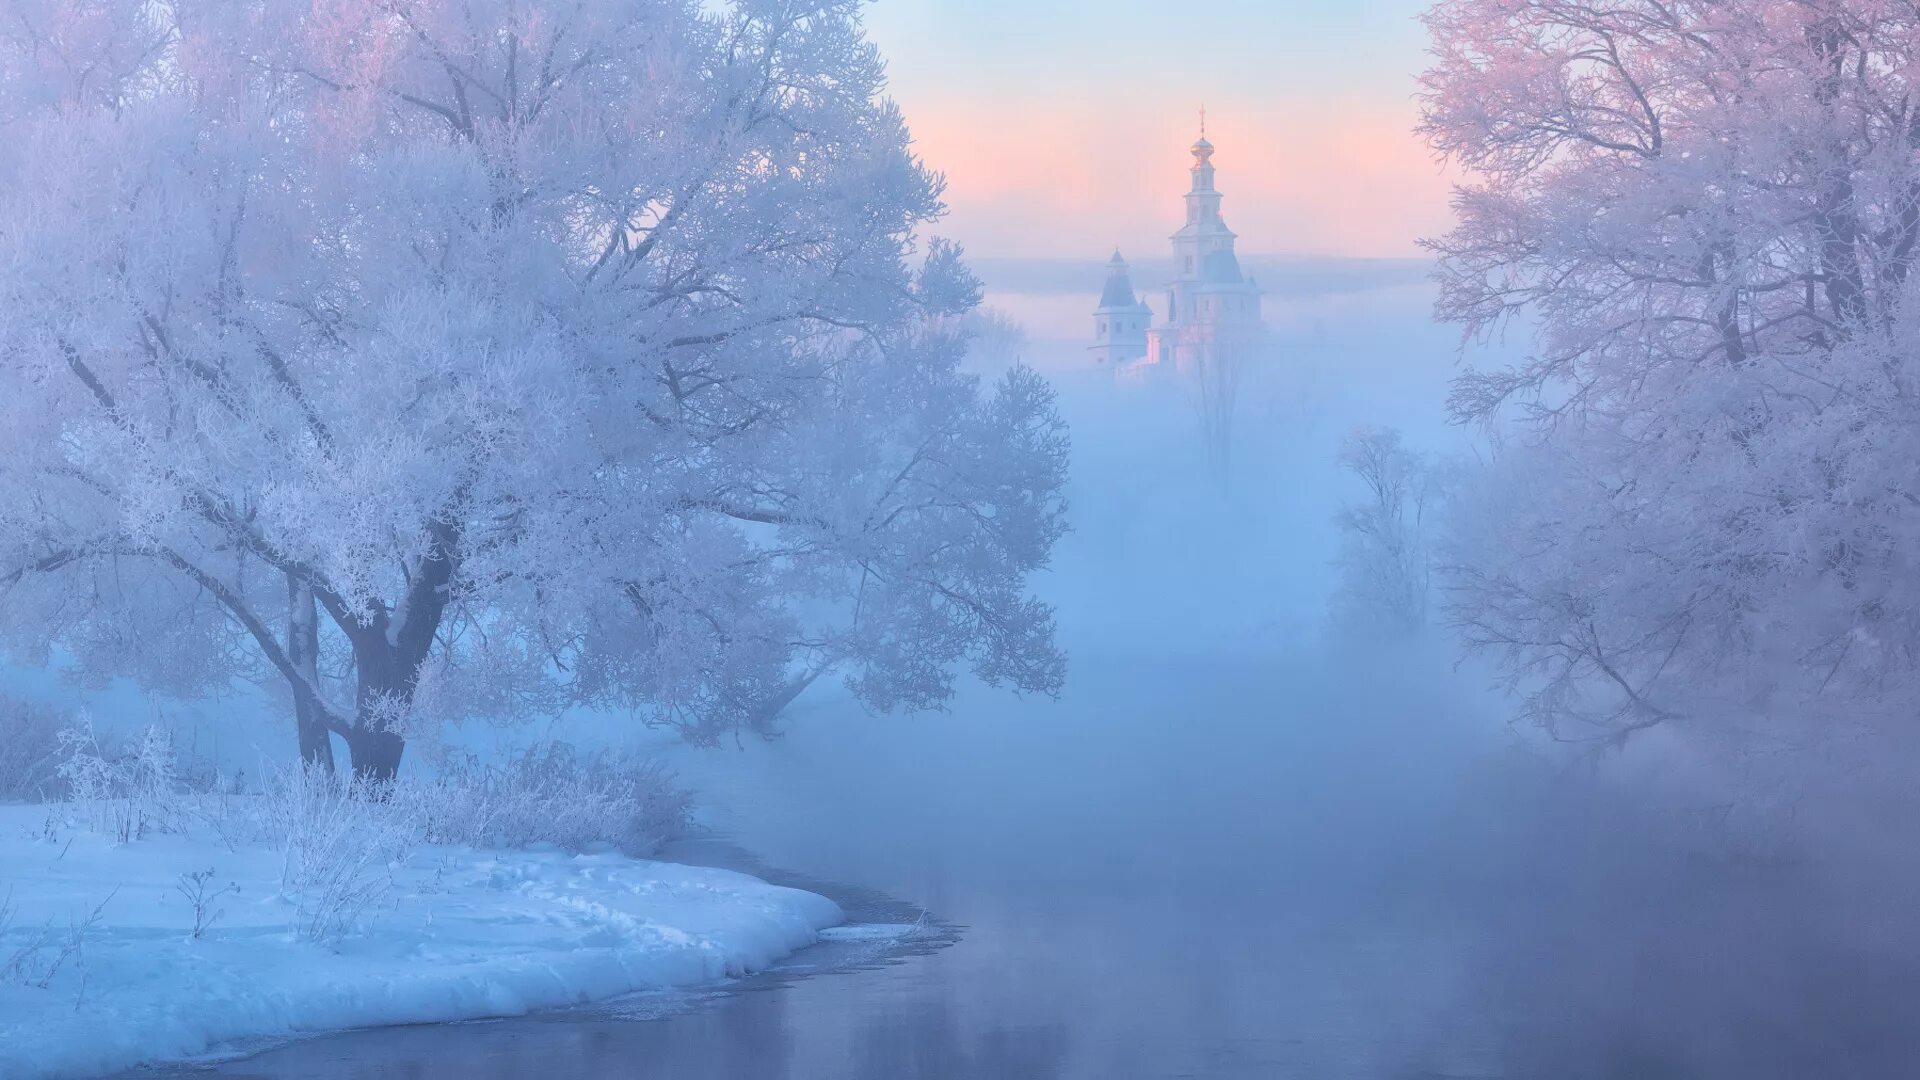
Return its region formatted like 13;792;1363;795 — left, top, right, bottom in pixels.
905;98;1455;259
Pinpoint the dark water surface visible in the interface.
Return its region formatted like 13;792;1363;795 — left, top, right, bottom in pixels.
128;650;1920;1080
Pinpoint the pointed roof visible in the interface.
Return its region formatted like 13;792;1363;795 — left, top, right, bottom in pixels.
1098;250;1141;309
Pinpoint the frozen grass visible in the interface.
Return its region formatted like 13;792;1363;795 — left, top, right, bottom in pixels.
43;721;696;945
397;743;694;857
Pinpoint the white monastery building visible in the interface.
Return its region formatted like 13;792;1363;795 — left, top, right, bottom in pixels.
1091;123;1269;375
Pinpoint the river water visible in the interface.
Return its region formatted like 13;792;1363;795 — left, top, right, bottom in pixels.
129;647;1920;1080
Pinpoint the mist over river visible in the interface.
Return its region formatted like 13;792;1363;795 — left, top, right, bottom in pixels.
123;272;1920;1080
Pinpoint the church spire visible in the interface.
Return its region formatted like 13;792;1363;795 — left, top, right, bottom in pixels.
1089;124;1267;374
1184;124;1222;228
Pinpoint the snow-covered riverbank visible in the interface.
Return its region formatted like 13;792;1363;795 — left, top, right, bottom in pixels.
0;803;841;1080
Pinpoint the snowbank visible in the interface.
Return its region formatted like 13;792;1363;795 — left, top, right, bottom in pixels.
0;803;841;1079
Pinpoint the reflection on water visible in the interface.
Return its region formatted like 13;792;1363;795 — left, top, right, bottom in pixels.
127;650;1920;1080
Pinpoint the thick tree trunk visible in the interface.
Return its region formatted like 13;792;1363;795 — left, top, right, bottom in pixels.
292;695;336;770
344;724;405;783
339;516;460;784
346;639;415;783
287;576;335;773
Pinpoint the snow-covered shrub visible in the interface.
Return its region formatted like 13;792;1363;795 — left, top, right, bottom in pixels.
54;721;184;842
241;747;687;945
397;744;691;856
257;764;413;945
0;697;63;802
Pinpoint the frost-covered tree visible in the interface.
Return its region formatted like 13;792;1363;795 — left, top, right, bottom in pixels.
1422;0;1920;750
960;307;1028;371
1189;343;1243;482
1331;427;1438;637
0;0;1068;779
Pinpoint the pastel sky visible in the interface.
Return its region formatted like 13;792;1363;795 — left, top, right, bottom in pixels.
864;0;1454;259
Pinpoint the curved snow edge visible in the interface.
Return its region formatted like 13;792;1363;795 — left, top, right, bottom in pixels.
0;836;843;1080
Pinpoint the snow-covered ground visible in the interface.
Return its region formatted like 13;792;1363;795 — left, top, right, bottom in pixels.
0;802;841;1080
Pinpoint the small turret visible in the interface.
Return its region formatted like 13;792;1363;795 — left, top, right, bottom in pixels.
1091;250;1151;365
